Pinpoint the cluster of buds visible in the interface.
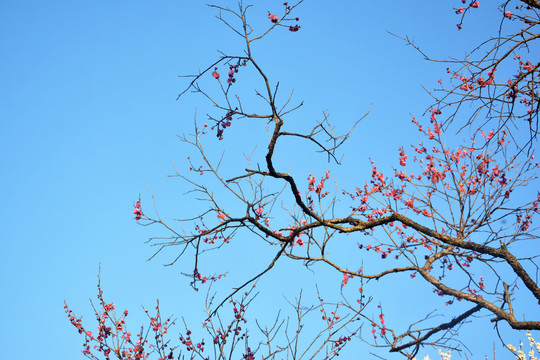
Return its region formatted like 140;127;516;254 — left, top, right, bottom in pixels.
212;60;248;84
459;75;475;91
133;200;142;220
477;68;496;88
216;109;235;140
243;348;255;360
429;108;442;122
227;64;239;84
289;24;300;32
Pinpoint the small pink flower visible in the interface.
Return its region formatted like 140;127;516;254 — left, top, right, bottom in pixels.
255;207;263;215
504;11;511;18
471;1;479;8
86;331;92;337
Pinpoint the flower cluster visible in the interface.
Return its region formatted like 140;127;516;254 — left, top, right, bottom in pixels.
268;3;300;32
133;200;142;220
268;13;279;23
216;109;235;140
193;268;225;285
455;1;480;30
289;24;300;32
212;59;248;84
65;278;176;360
307;170;330;198
342;272;354;287
368;306;387;339
227;63;240;84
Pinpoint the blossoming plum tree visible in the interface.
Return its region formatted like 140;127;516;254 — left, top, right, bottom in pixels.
67;1;540;359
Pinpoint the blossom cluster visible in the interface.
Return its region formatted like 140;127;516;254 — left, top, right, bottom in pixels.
133;200;142;220
268;2;301;32
65;279;175;360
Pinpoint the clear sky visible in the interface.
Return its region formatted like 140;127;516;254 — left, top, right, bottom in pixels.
1;1;532;359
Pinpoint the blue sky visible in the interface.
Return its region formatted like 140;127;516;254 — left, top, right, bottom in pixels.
1;1;533;359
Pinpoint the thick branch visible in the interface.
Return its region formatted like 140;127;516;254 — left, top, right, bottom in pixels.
521;0;540;10
338;212;540;305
